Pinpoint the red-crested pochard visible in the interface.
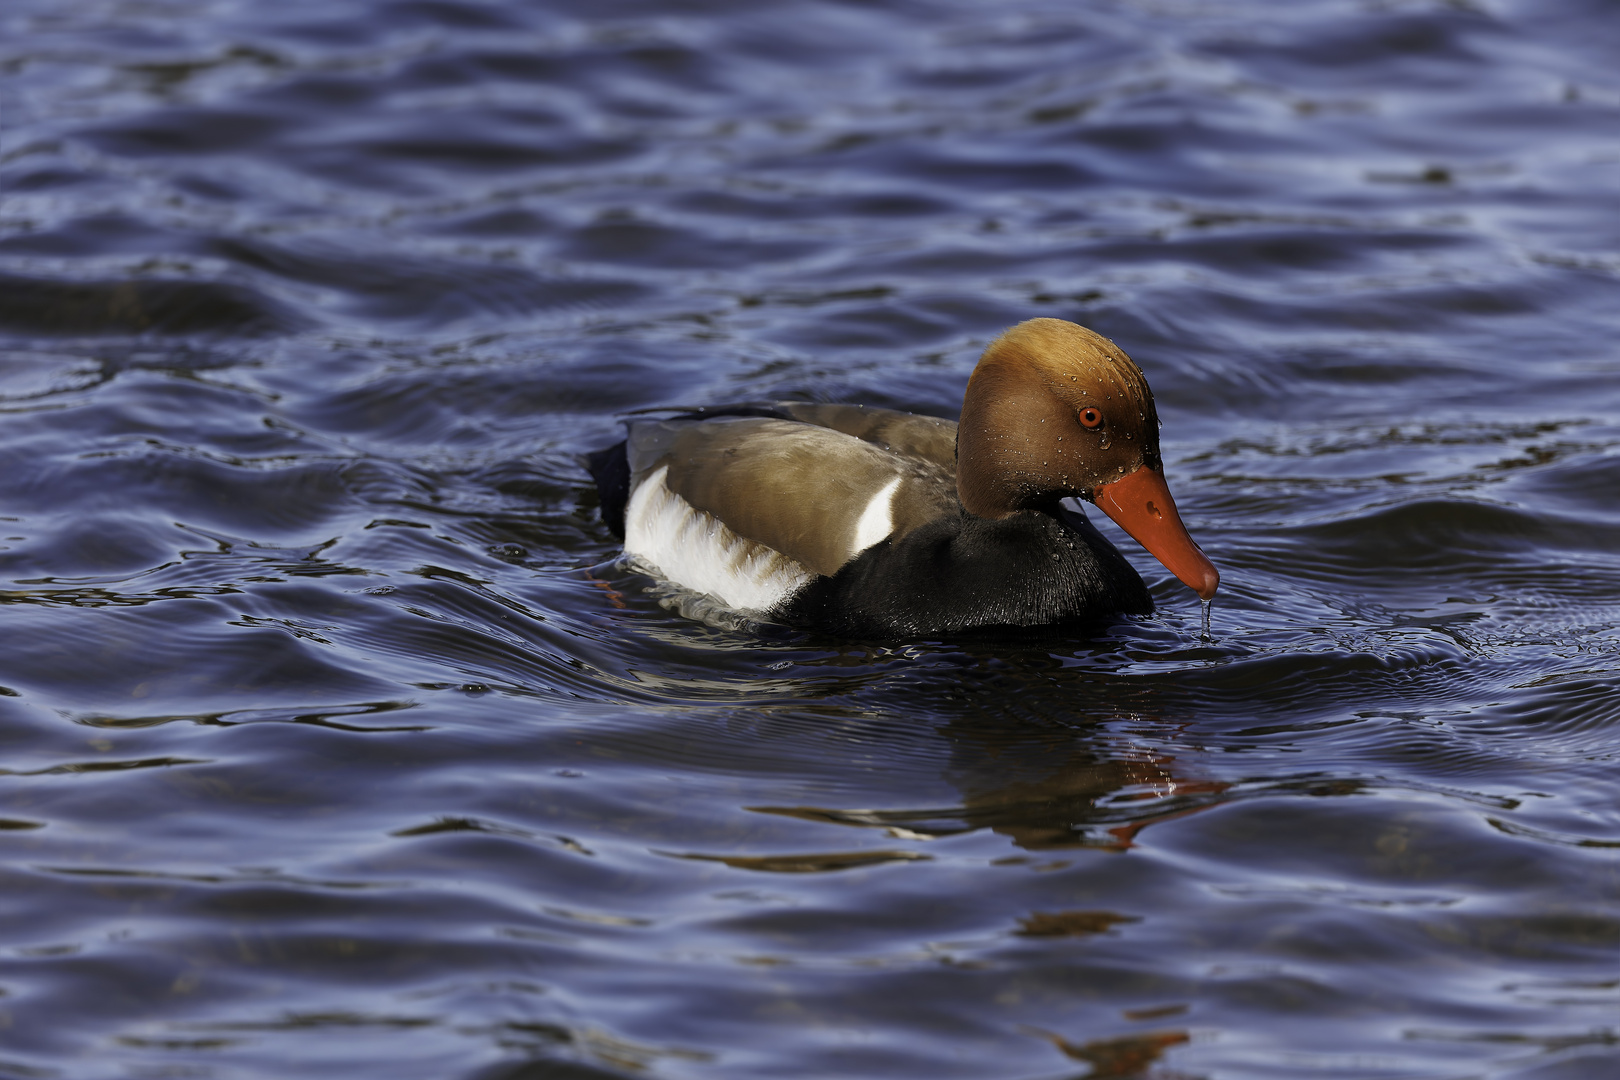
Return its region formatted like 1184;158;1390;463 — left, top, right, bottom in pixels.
587;318;1218;636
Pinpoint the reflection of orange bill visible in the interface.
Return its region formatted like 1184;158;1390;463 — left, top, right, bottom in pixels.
1105;786;1231;851
582;565;627;609
1095;466;1219;599
1026;1026;1191;1074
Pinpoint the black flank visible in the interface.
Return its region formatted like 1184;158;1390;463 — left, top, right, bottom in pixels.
779;506;1152;637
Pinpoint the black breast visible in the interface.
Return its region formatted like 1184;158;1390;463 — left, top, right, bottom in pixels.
777;504;1153;637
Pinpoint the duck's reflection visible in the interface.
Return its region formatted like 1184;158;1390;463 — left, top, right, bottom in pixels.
751;701;1231;853
936;714;1231;851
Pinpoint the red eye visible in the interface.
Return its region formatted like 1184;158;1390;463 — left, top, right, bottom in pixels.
1079;407;1103;429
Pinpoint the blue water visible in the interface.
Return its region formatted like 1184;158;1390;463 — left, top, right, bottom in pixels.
1;1;1616;1078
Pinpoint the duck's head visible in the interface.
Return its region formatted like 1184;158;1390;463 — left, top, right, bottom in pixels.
957;318;1220;600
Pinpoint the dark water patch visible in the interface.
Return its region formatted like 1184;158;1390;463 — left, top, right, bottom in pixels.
80;106;295;157
559;213;817;272
1272;498;1620;571
0;273;300;337
351;121;638;176
677;187;955;224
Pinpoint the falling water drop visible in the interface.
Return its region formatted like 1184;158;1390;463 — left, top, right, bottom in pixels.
1200;598;1213;642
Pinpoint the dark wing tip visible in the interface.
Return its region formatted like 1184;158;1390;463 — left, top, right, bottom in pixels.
584;440;631;539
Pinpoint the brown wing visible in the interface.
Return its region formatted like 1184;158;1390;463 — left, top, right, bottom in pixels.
775;403;959;471
627;416;958;578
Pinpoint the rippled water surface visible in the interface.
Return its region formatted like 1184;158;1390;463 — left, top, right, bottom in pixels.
2;1;1618;1077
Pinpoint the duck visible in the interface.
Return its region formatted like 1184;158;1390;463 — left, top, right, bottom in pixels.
586;318;1218;637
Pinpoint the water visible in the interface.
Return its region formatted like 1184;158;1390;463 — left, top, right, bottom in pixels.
1;1;1617;1077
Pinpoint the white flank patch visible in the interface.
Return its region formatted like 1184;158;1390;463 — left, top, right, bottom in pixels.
852;475;900;554
624;466;813;613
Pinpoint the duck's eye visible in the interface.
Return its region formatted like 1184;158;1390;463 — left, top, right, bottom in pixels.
1078;407;1103;429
